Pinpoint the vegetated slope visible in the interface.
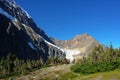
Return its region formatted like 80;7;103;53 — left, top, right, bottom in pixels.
0;0;65;61
16;64;72;80
15;64;120;80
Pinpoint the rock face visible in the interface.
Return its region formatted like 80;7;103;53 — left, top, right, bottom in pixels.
51;34;100;62
0;0;65;61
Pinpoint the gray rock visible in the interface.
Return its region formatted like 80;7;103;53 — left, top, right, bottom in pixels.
0;0;65;61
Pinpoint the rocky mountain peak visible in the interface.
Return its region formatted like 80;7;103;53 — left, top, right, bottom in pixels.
0;0;54;43
73;33;90;40
51;34;100;62
0;0;66;61
83;33;89;37
52;33;98;50
75;33;89;38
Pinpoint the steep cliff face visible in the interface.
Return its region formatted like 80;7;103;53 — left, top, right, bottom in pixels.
0;0;53;43
0;0;65;61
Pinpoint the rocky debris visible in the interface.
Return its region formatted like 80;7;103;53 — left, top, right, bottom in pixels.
16;64;72;80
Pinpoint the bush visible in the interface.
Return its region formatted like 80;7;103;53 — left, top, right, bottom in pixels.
71;44;120;74
0;53;68;78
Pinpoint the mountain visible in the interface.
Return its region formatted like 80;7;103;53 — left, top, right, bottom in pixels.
0;0;65;61
51;33;101;62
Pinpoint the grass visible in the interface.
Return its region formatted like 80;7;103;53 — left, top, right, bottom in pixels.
59;68;120;80
10;64;120;80
59;72;78;80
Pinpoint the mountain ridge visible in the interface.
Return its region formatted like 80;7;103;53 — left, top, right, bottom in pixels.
0;0;65;61
51;33;102;62
51;33;99;51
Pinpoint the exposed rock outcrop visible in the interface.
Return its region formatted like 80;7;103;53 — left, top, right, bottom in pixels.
0;0;65;61
51;33;99;53
51;33;101;62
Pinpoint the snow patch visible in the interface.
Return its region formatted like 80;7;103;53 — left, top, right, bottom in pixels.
0;7;14;20
12;2;17;8
38;35;64;52
22;23;27;27
45;40;64;52
28;42;37;50
14;18;18;22
3;0;31;18
20;6;31;18
64;49;81;63
22;24;64;54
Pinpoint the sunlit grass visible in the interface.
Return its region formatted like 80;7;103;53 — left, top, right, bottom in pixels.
58;68;120;80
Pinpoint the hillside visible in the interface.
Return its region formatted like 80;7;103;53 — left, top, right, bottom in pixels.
13;64;120;80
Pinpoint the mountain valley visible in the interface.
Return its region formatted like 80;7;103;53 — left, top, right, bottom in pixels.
0;0;120;80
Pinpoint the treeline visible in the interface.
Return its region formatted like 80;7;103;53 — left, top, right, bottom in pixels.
71;43;120;74
0;54;69;78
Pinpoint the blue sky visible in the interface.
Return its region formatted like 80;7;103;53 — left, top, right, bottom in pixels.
15;0;120;48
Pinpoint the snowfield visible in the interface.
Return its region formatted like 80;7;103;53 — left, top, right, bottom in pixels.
64;49;81;63
28;42;37;50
